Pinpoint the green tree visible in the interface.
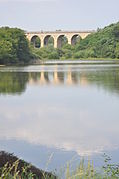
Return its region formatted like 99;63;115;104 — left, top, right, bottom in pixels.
0;27;32;64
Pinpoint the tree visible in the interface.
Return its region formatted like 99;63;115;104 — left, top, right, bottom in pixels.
0;27;32;64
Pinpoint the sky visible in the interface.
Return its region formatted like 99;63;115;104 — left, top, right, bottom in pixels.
0;0;119;31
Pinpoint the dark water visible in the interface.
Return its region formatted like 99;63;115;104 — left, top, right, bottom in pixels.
0;64;119;173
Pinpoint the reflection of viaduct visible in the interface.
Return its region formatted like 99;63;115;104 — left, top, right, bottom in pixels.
26;31;93;48
29;70;88;86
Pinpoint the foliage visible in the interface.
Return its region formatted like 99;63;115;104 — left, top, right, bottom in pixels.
73;22;119;59
32;46;60;60
0;22;119;64
0;160;35;179
0;27;32;64
0;151;119;178
60;155;119;179
0;160;55;179
0;151;56;179
31;22;119;60
31;36;41;48
65;159;97;179
103;153;119;178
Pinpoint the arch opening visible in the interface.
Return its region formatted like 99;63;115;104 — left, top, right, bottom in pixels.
57;35;68;48
44;35;54;47
31;35;41;48
71;35;81;45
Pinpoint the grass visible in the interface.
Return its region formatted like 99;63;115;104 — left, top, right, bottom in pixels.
56;154;119;179
0;151;56;179
63;154;119;179
0;160;34;179
0;153;119;178
0;160;56;179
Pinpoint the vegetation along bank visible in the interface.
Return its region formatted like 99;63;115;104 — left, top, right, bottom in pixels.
0;22;119;65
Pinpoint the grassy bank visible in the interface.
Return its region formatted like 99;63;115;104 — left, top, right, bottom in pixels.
32;58;119;66
0;151;56;179
0;152;119;179
63;155;119;179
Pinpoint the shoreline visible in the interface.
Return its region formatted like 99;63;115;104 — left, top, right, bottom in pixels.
0;58;119;66
29;58;119;66
0;151;56;179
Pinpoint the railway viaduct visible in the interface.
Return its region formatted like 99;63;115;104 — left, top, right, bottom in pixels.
26;30;93;48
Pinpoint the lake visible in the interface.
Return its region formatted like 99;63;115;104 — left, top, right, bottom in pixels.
0;63;119;174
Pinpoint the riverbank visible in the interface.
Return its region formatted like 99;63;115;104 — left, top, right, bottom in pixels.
0;22;119;65
0;151;119;178
0;151;56;179
30;58;119;65
42;59;119;64
1;58;119;66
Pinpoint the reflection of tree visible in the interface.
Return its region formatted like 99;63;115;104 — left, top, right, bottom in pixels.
0;68;119;95
57;72;64;83
29;72;41;82
80;68;119;94
0;72;29;95
71;72;79;84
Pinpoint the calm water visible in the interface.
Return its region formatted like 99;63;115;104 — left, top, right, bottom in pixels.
0;63;119;173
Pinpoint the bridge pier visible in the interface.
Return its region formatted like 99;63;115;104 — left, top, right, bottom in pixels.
68;37;72;45
40;38;44;48
54;38;58;48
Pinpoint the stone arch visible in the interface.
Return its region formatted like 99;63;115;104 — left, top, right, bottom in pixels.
31;35;41;48
57;35;68;48
71;34;81;45
44;35;54;47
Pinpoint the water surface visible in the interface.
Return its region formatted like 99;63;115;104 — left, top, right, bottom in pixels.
0;64;119;172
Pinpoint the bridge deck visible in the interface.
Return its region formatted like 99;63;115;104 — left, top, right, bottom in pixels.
26;30;95;34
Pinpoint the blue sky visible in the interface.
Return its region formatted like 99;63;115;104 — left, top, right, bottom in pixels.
0;0;119;31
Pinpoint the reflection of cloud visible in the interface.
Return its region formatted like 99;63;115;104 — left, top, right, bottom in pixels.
0;93;119;156
0;63;119;156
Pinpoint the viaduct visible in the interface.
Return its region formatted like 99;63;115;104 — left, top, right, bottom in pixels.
26;30;93;48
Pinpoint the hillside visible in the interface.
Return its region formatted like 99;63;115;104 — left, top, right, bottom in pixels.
32;22;119;60
73;22;119;59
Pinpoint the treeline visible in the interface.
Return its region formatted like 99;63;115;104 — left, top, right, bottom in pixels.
0;22;119;65
32;21;119;60
0;27;33;64
74;22;119;59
